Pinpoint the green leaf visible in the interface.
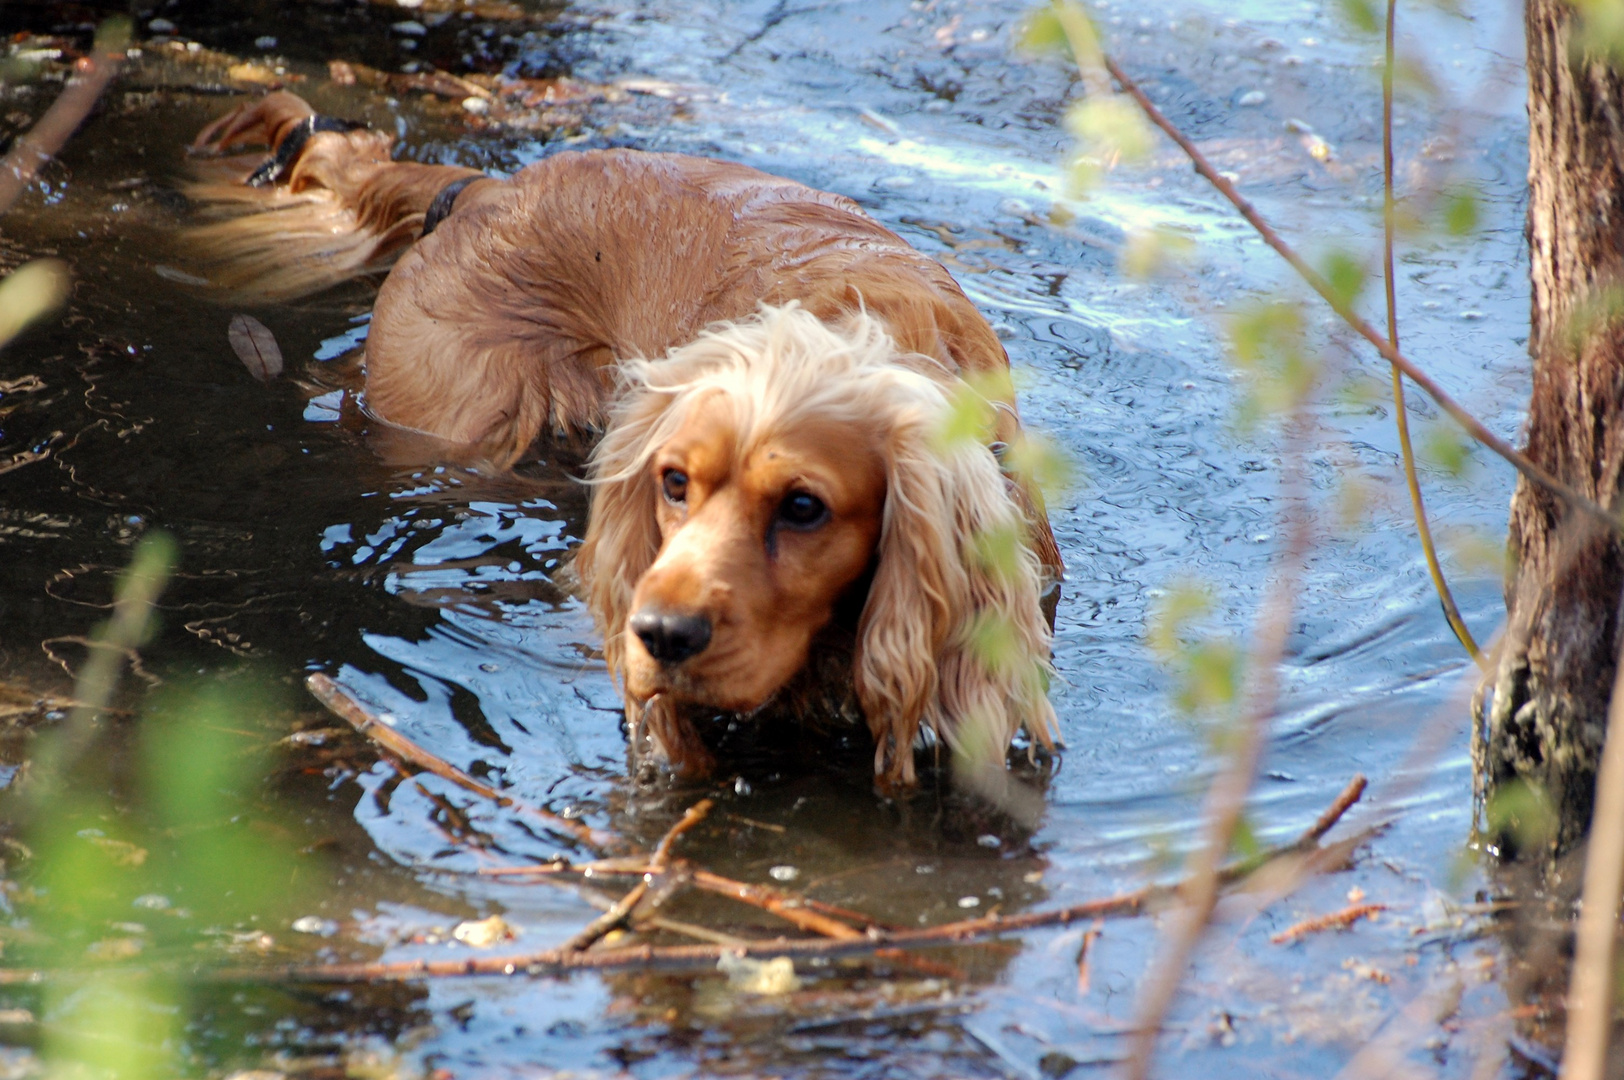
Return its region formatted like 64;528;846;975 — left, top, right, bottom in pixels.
1065;97;1154;165
1002;431;1078;499
1320;249;1367;310
1335;0;1381;34
1441;188;1479;237
1422;424;1471;478
1121;225;1197;279
1018;8;1069;54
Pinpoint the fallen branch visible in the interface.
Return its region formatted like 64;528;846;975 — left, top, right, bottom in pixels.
561;798;712;952
203;772;1370;984
1270;903;1388;945
306;673;617;852
1095;50;1619;535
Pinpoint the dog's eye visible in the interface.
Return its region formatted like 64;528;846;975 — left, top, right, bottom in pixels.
777;490;827;529
661;469;688;504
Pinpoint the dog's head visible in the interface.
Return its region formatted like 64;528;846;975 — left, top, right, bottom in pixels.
577;304;1056;786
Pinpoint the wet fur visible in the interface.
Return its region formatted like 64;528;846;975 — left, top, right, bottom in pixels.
184;92;1062;788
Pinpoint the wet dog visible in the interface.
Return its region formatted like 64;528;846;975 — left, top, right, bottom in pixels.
187;91;1061;787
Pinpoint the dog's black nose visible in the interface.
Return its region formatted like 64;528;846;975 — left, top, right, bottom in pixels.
629;610;712;663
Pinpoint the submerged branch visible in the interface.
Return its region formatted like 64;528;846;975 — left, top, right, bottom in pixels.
306;673;617;852
199;772;1368;985
561;798;712;952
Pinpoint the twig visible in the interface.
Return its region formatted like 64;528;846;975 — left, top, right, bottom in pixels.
561;798;712;952
1096;50;1620;536
0;33;126;217
1379;0;1482;666
1559;637;1624;1080
306;674;616;852
1300;775;1369;848
203;773;1368;984
1076;919;1104;994
690;870;868;938
1269;903;1388;945
1122;407;1317;1080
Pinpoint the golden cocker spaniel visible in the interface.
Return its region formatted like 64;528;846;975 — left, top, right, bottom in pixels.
187;91;1063;788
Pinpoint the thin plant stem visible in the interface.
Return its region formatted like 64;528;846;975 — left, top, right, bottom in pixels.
1558;634;1624;1080
1121;408;1317;1080
1381;0;1483;665
0;23;128;217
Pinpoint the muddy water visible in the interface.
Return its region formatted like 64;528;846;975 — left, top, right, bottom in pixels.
0;0;1541;1076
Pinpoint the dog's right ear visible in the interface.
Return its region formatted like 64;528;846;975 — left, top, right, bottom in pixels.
575;380;670;682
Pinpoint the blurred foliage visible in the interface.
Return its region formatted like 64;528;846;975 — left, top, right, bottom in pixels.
1121;225;1196;279
1146;585;1243;727
0;535;311;1080
1573;0;1624;64
0;260;70;351
1483;778;1557;859
1226;300;1317;433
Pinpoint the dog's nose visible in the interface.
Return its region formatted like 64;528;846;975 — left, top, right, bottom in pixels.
629;609;713;664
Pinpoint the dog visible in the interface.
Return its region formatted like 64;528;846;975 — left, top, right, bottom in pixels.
186;91;1063;788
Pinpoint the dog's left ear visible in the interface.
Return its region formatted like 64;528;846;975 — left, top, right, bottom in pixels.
576;385;668;682
853;413;1059;788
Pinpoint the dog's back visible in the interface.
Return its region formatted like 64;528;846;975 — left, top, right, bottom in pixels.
363;149;1012;461
184;94;1059;576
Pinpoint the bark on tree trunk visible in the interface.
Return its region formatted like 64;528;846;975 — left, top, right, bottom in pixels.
1481;0;1624;859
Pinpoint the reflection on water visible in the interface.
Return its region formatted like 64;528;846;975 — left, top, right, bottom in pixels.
0;0;1548;1074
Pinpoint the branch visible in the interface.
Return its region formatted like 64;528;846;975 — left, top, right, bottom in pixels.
561;798;712;952
198;773;1368;985
306;673;618;853
1098;52;1621;536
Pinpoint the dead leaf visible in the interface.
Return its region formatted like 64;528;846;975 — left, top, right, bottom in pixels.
228;314;283;382
452;914;516;948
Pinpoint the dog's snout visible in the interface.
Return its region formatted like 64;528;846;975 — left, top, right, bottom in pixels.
629;609;713;664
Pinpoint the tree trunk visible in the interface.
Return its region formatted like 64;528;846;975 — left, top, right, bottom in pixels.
1481;0;1624;860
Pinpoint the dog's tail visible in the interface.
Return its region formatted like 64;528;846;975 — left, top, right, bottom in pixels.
183;91;487;301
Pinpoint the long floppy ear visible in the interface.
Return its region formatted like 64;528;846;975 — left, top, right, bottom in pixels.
575;383;670;682
854;410;1058;789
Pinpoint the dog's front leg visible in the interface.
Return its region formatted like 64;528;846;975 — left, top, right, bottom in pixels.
627;694;716;780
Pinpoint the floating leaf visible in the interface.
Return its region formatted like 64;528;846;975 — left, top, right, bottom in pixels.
453;914;516;948
227;314;283;382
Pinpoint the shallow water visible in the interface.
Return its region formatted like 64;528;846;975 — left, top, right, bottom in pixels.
0;0;1548;1075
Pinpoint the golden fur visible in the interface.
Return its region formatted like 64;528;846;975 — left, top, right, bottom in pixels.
578;306;1057;784
183;92;1062;788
